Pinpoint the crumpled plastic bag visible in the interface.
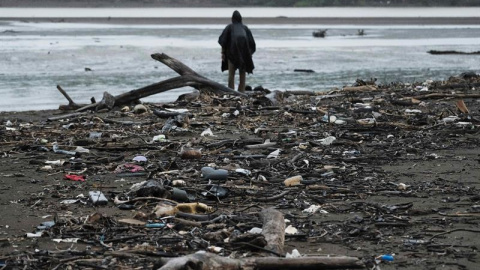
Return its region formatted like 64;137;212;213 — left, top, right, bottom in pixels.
114;163;145;173
64;174;86;182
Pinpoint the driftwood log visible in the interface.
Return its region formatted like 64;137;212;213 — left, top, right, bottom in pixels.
58;53;247;112
57;85;87;110
413;93;480;100
157;252;365;270
155;207;367;270
260;208;285;255
342;85;378;92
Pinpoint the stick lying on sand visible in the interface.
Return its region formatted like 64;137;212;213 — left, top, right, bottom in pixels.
428;50;480;55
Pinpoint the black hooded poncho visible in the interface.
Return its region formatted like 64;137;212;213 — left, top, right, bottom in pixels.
218;11;256;74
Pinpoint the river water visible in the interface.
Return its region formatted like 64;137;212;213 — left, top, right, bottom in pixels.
0;7;479;111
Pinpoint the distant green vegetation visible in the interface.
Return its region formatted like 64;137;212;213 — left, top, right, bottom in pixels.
205;0;480;6
5;0;479;7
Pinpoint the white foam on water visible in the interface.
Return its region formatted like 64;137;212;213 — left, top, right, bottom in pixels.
4;21;480;31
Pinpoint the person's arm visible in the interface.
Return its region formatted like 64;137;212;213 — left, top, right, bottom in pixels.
246;26;256;54
218;25;231;60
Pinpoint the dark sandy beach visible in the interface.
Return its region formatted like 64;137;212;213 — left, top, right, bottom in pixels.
1;72;480;269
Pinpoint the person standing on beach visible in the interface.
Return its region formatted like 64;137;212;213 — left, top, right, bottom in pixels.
218;10;256;92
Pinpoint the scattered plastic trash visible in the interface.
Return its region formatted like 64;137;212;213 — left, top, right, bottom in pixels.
267;149;281;159
62;123;75;129
74;146;90;153
319;136;336;146
53;143;76;155
152;134;167;142
45;160;65;166
405;109;422;114
52;238;80;243
442;116;459;123
201;167;228;180
132;155;147;162
285;225;298;235
249;227;263;234
202;185;228;198
89;191;108;205
201;128;215;137
343;150;360;156
114;163;145;173
322;114;337;123
145;223;166;228
172;180;186;186
89;132;102;139
39;165;53;172
60;199;81;205
284;175;303;186
64;174;86;182
207;246;223;253
357;118;376;125
286;249;302;258
133;104;148;114
171;188;190;202
303;204;322;214
26;231;43;238
235;168;251;176
37;221;55;230
397;183;408;190
131;180;169;198
376;254;394;262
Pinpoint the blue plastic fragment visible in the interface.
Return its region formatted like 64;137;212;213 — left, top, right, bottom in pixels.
379;254;394;261
145;223;166;228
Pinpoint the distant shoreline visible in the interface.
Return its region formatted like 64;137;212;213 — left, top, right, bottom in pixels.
1;17;479;25
1;0;479;8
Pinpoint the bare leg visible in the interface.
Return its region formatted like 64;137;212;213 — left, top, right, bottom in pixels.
238;70;246;92
228;60;236;90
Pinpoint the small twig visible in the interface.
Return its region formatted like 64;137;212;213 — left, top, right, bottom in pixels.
254;190;290;202
234;242;284;257
429;228;480;242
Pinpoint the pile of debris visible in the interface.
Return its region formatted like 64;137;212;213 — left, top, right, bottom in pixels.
1;56;479;269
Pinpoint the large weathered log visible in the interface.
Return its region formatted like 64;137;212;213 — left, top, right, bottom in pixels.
414;93;480;100
342;85;378;92
433;82;480;90
75;53;246;112
157;252;365;270
260;208;285;255
245;256;365;270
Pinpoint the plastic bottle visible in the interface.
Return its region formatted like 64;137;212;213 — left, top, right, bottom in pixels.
171;188;189;202
284;175;303;186
201;167;228;180
320;136;336;146
52;143;76;156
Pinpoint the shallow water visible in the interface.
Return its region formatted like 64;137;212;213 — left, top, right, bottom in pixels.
0;8;479;111
1;7;479;18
